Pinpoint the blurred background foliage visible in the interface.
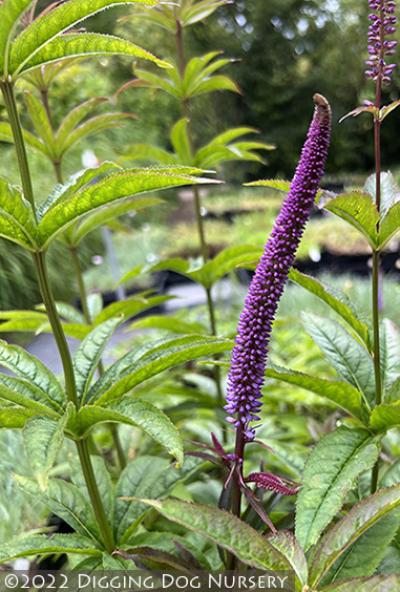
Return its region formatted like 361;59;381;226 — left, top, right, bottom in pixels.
1;0;400;308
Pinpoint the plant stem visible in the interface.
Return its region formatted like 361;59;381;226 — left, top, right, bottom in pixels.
76;439;115;552
370;50;384;494
3;79;115;552
0;80;36;216
174;17;226;435
227;427;245;569
70;246;127;470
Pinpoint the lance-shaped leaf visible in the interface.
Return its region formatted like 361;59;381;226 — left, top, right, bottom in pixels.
120;143;178;165
72;397;184;465
0;121;48;155
323;192;379;248
55;97;109;150
295;427;381;551
193;244;263;288
73;317;121;403
370;401;400;432
266;366;367;421
181;0;231;26
23;415;67;488
0;533;100;565
23;90;55;151
246;179;292;192
115;456;204;543
8;0;159;75
310;485;400;587
69;195;163;246
364;171;400;217
129;315;208;335
380;319;400;389
321;511;400;585
0;176;38;249
38;169;217;247
16;476;100;543
58;112;136;158
321;575;400;592
379;201;400;249
0;375;61;417
90;335;231;405
0;340;64;408
267;531;308;588
140;498;290;571
303;313;375;405
12;32;167;76
289;269;370;348
94;294;170;325
0;0;35;74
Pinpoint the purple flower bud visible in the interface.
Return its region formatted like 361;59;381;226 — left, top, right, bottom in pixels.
366;0;397;84
225;95;332;441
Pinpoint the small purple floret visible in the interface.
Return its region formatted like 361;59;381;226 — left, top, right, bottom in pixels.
225;95;332;442
366;0;397;83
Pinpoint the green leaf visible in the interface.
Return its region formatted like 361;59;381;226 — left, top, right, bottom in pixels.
91;335;231;405
303;313;375;406
364;171;400;217
121;143;178;165
0;120;49;155
16;476;100;543
115;456;203;543
323;192;379;248
379;202;400;249
73;317;121;403
245;179;291;192
171;119;192;165
381;458;400;487
74;397;184;465
322;512;400;585
14;32;167;76
38;169;217;247
194;244;263;288
181;0;230;26
289;269;370;348
55;97;108;151
310;485;400;587
380;320;400;389
70;196;162;245
140;498;290;571
9;0;159;75
321;575;400;592
0;176;38;249
0;406;35;428
295;427;381;551
267;531;308;587
58;112;135;157
0;375;61;417
266;366;367;421
23;415;67;488
0;1;35;73
129;315;207;335
0;533;100;564
23;90;54;150
370;401;400;432
94;294;170;325
0;340;64;408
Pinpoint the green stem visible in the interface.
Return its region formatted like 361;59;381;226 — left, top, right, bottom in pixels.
3;80;114;551
174;18;226;439
76;439;115;553
0;80;36;217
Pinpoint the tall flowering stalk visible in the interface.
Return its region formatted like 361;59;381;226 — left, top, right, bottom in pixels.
367;0;397;493
225;95;331;535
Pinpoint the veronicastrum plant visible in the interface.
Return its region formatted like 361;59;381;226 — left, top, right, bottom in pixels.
0;0;232;564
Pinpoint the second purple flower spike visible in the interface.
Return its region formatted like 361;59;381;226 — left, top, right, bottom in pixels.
226;94;332;443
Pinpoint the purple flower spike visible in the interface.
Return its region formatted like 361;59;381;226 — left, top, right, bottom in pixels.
366;0;397;84
225;95;332;442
